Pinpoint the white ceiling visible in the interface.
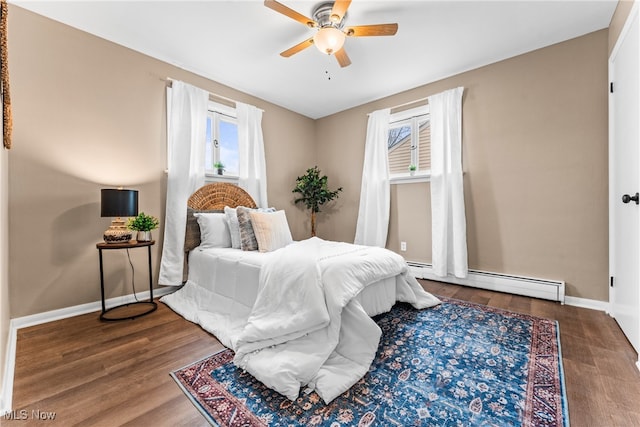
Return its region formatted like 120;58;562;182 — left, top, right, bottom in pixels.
13;0;617;119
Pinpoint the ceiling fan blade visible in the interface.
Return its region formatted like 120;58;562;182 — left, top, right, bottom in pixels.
264;0;316;27
330;0;352;22
335;48;351;68
345;23;398;37
280;38;314;57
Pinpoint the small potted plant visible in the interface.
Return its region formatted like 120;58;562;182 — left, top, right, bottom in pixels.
214;161;225;175
409;164;417;176
127;212;159;242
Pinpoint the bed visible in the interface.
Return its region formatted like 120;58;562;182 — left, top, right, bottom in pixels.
161;183;440;404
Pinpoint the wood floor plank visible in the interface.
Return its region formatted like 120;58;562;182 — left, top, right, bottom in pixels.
562;358;611;427
4;281;639;426
122;394;210;427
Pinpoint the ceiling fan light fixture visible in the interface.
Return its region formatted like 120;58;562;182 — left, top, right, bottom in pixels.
313;26;346;55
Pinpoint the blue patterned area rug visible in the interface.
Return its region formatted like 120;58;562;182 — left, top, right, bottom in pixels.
171;297;569;426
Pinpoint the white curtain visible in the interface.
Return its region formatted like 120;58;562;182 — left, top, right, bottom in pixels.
237;102;268;208
429;87;468;278
354;108;391;247
158;81;208;286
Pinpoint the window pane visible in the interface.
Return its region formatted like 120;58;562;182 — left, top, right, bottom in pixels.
219;119;239;176
388;125;411;149
418;120;430;171
205;116;214;171
388;124;412;174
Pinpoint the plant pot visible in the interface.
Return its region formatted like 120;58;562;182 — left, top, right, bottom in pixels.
137;231;152;242
217;168;223;175
410;170;416;176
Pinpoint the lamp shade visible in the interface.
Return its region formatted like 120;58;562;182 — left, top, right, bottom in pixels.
101;189;138;218
313;27;346;55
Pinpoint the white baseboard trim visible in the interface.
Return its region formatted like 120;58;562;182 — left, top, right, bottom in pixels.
411;262;609;312
10;287;174;330
410;262;566;303
0;286;175;416
563;296;609;312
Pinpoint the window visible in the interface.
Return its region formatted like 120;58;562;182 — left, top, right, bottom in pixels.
387;105;430;182
205;102;239;179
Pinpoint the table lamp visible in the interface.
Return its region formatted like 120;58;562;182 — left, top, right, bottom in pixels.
101;188;138;243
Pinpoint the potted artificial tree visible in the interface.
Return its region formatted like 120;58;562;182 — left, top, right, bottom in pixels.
293;166;342;237
127;212;159;242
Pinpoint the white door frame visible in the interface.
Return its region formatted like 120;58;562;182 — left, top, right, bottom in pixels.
609;1;640;370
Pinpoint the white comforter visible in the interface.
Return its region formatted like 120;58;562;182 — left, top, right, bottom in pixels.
232;237;440;403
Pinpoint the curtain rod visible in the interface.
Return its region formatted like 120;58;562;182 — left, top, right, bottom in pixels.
391;96;429;111
164;77;264;112
367;96;429;117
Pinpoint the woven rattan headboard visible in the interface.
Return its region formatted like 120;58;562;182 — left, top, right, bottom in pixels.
187;182;257;210
182;183;258;282
184;183;257;253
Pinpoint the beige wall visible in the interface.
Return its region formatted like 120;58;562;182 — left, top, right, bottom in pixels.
5;3;615;322
317;29;609;301
8;6;315;318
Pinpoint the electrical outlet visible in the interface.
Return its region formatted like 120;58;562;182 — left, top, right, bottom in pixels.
400;241;407;251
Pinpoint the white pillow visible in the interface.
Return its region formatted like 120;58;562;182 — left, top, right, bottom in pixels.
224;206;241;249
249;210;293;253
194;212;231;248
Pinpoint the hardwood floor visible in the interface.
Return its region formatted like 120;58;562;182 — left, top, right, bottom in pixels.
3;281;640;426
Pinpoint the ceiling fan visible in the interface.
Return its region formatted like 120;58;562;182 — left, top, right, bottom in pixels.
264;0;398;68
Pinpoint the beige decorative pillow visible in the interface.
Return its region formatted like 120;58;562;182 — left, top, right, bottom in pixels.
249;210;293;253
236;206;275;251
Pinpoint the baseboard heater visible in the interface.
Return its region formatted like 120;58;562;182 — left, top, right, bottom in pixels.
407;262;565;304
